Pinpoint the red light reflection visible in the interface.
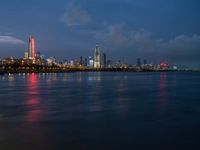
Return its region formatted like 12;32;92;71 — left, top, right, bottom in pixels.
158;73;168;109
26;73;42;123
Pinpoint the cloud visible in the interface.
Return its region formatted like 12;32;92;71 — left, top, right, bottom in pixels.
61;2;91;26
95;23;200;51
130;30;158;50
94;23;129;46
169;34;200;47
0;36;25;44
163;35;200;59
94;23;200;65
94;23;157;50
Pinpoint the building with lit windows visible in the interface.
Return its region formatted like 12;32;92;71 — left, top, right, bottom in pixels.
28;36;36;63
94;44;101;69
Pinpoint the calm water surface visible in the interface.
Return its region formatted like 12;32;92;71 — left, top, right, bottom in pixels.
0;72;200;150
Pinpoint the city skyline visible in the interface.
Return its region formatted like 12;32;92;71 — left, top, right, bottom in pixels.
0;35;173;68
0;0;200;67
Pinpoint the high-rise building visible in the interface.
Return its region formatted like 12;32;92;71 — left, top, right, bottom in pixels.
103;53;107;68
107;60;112;68
35;52;42;65
24;52;29;59
84;58;88;67
28;36;36;63
79;56;83;66
94;44;101;69
143;59;147;65
137;58;141;67
89;56;94;68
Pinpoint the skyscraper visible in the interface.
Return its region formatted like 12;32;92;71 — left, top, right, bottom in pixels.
94;44;101;69
28;36;36;63
103;53;107;68
137;58;141;67
89;56;94;68
143;59;147;65
79;56;83;66
84;58;88;67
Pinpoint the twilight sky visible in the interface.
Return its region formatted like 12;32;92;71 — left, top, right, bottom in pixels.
0;0;200;66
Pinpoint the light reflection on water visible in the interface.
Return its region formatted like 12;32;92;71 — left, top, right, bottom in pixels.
116;77;129;117
88;72;101;81
158;73;168;110
0;72;200;150
25;74;42;123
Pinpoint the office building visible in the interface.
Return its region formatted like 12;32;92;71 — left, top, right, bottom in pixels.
137;58;141;67
79;56;83;66
94;44;101;69
103;53;107;68
143;59;147;65
89;56;94;68
24;52;28;59
28;36;36;63
84;58;88;67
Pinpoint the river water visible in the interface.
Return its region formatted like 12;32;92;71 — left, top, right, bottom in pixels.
0;72;200;150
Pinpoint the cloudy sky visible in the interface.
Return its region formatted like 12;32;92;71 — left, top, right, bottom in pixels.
0;0;200;66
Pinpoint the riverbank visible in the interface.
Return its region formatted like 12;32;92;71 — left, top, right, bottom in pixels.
1;68;200;74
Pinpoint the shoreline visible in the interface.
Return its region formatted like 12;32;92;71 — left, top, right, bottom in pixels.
1;69;200;74
1;64;200;74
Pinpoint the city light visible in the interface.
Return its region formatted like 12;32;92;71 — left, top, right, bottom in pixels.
0;36;198;74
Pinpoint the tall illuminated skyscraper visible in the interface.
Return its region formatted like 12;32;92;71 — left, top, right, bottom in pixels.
28;36;36;63
94;44;101;69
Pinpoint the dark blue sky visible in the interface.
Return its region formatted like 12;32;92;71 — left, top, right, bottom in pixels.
0;0;200;66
